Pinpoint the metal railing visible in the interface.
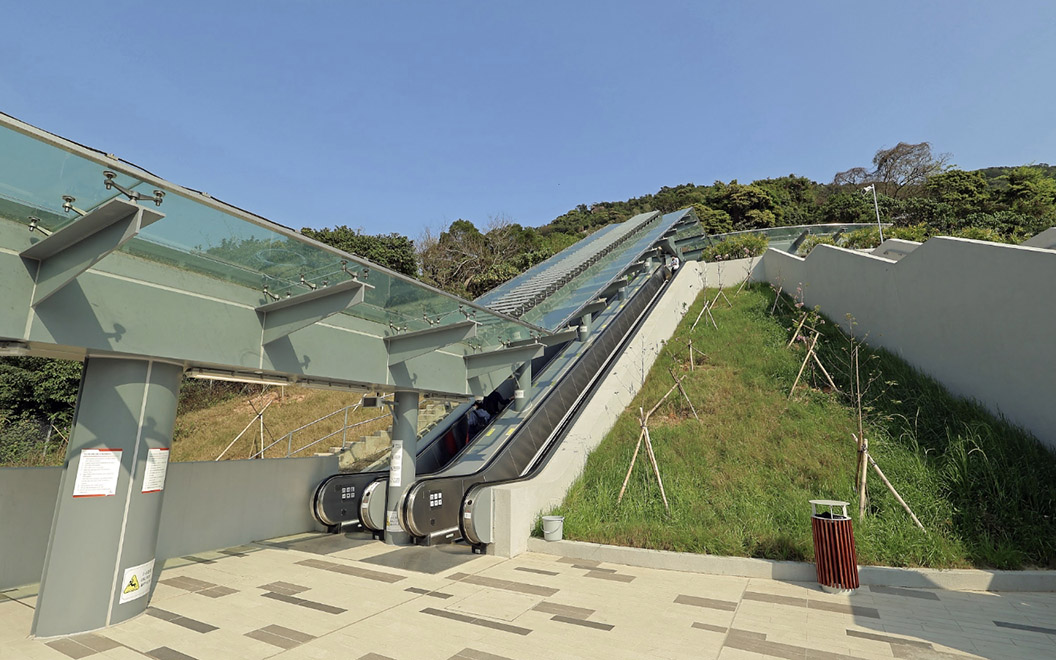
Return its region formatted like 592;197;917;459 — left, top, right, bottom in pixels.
215;398;454;461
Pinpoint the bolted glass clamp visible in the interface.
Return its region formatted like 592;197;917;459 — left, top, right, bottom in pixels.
103;170;165;206
27;217;52;237
61;195;87;217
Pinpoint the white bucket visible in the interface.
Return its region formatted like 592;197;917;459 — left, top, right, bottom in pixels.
542;515;564;541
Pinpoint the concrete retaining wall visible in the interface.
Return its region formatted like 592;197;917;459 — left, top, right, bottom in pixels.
0;455;335;589
156;455;335;558
488;262;705;557
759;237;1056;449
0;466;62;589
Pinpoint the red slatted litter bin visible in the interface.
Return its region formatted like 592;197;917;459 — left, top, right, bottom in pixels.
810;500;859;593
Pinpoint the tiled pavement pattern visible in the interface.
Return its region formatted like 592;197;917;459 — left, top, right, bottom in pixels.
1;534;1055;659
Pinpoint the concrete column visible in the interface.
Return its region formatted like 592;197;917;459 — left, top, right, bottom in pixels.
32;357;183;637
514;362;532;412
384;391;419;545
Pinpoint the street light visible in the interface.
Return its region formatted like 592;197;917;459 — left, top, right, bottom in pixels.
862;185;884;242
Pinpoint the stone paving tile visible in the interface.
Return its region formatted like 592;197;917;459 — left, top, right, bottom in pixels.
45;638;97;659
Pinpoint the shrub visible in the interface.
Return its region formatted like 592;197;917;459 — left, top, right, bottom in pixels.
701;233;769;261
796;235;836;256
952;226;1008;243
842;227;883;250
888;223;931;242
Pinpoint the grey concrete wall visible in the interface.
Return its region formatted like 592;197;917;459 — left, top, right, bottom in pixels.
697;256;765;290
0;457;338;589
1022;227;1056;250
156;455;337;559
759;237;1056;449
0;466;61;589
488;262;706;557
871;238;921;262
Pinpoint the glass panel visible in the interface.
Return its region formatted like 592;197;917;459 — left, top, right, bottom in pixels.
0;119;542;351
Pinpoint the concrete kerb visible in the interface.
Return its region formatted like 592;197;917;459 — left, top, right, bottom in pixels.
487;262;706;557
527;538;1056;593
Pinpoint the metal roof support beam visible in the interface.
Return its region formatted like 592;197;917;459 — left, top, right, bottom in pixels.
507;329;578;348
599;279;628;301
622;262;647;278
385;320;477;366
658;238;681;257
256;279;369;345
464;344;543;380
20;198;164;306
578;300;608;318
788;230;810;254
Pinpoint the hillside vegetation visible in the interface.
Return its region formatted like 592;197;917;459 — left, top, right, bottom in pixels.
305;142;1056;298
549;285;1056;570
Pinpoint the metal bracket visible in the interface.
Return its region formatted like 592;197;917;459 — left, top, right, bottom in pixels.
20;197;165;306
789;230;810;254
103;170;165;206
385;320;478;366
464;343;543;380
256;278;369;344
507;329;578;348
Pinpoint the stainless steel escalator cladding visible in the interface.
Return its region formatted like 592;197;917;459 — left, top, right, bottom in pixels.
359;479;387;531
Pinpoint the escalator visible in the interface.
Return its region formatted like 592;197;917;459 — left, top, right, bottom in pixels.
401;268;669;545
312;208;696;540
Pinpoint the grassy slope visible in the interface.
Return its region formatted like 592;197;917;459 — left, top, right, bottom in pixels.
172;387;390;462
552;285;1056;569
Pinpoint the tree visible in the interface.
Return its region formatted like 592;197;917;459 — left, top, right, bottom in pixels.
706;181;778;230
834;142;951;198
925;170;992;219
300;226;418;277
418;216;549;298
1002;166;1056;218
0;357;82;429
691;203;733;234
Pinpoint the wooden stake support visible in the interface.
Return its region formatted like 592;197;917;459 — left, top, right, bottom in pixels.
787;312;808;348
770;286;782;315
852;433;925;532
617;388;678;510
788;331;820;399
714;287;733;308
670;369;699;421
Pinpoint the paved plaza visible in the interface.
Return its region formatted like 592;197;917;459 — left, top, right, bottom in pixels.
2;533;1054;660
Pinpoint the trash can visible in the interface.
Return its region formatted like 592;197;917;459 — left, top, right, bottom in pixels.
809;500;859;593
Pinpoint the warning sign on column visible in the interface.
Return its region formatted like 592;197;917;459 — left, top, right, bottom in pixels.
118;558;154;604
141;447;170;493
72;448;122;498
389;440;403;487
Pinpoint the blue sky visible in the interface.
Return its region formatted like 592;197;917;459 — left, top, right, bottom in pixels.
3;1;1054;238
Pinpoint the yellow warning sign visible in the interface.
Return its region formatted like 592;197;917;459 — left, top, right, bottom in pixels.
123;574;140;594
118;558;154;604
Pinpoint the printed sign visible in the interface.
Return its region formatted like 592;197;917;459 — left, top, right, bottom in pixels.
389;440;403;487
118;558;154;604
141;447;170;493
72;448;123;498
386;510;400;531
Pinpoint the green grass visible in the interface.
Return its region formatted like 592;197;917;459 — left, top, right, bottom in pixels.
549;285;1056;569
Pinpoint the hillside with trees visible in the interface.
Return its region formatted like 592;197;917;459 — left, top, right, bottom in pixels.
307;142;1053;298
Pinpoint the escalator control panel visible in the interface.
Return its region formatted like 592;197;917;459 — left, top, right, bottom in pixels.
429;491;443;508
338;485;355;500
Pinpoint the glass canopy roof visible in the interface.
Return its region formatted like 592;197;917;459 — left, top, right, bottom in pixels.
0;114;547;350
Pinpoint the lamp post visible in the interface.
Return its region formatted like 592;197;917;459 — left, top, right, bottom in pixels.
863;185;884;242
